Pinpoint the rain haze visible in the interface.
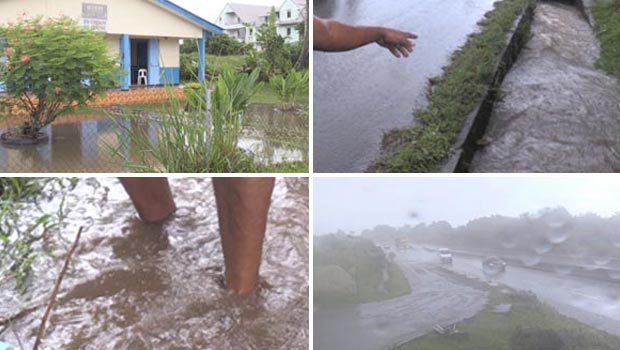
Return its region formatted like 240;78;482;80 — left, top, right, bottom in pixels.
313;176;620;234
170;0;283;22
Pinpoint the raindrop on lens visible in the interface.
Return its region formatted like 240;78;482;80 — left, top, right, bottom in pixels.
532;238;552;254
593;255;611;266
483;264;504;277
608;270;620;280
546;217;565;230
501;235;518;249
547;231;569;244
553;265;573;276
520;254;541;267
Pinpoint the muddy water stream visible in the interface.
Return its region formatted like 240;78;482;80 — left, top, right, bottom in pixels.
313;0;496;172
0;104;306;173
0;178;308;349
471;2;620;172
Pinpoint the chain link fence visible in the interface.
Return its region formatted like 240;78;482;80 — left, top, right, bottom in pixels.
0;101;308;173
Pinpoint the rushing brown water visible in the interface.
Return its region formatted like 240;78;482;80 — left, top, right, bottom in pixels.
0;177;308;349
470;2;620;172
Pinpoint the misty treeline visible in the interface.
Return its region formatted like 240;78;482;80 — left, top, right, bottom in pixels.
314;234;410;305
354;207;620;257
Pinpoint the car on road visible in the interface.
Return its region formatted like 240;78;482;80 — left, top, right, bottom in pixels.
482;256;507;273
439;248;453;264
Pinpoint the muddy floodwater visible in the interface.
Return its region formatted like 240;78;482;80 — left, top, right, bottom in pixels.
314;254;487;350
313;0;496;172
0;178;308;349
471;2;620;172
0;104;306;173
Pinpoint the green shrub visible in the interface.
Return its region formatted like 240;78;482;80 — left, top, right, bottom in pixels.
206;34;251;56
0;16;118;136
269;70;309;109
314;234;411;305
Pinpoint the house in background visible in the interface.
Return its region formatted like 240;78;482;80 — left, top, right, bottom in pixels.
0;0;223;92
277;0;305;44
215;3;270;44
215;0;305;47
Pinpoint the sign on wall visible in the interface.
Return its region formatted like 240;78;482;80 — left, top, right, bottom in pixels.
81;3;108;32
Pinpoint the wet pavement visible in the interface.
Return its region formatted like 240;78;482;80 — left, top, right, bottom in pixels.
313;0;496;172
313;250;488;350
471;2;620;172
412;245;620;337
0;177;309;350
0;104;306;173
448;252;620;336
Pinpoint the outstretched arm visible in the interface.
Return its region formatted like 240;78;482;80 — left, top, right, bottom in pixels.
313;16;418;57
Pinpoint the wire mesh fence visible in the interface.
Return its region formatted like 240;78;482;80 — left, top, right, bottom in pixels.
0;100;308;173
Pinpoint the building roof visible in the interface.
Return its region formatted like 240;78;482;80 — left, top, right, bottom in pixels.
226;3;272;25
291;0;306;6
151;0;223;33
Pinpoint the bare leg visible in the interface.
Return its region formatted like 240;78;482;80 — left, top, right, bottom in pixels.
119;178;176;223
213;178;275;295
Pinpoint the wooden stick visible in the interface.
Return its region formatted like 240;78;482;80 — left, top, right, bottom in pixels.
32;226;83;350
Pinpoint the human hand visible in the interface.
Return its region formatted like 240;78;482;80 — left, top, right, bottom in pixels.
377;28;418;58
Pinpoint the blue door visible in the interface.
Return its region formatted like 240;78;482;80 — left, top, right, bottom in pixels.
147;39;160;85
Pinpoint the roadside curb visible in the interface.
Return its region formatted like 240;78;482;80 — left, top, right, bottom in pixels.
441;3;535;173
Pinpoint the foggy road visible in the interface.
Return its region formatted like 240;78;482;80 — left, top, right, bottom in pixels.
314;250;487;350
315;243;620;350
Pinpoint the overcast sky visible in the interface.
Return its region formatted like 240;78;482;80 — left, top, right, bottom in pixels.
170;0;283;22
313;176;620;235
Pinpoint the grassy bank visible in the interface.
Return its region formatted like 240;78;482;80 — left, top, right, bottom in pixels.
374;0;534;173
593;0;620;78
396;269;620;350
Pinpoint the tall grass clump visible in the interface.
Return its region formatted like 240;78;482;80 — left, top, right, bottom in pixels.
269;70;309;110
111;69;263;173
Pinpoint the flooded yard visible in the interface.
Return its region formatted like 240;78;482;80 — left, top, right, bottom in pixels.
0;177;309;350
0;104;307;173
313;0;496;172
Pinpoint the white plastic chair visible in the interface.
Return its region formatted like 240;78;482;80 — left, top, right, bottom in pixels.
137;69;148;85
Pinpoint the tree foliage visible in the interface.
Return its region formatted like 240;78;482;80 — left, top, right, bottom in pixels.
254;7;291;79
0;16;118;136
